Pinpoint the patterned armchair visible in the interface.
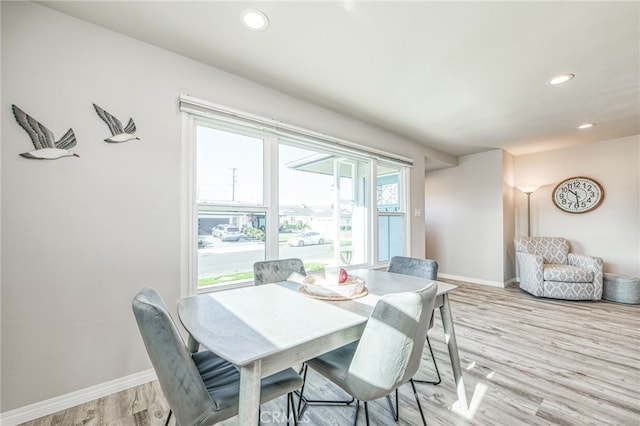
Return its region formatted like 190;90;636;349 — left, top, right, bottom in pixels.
514;237;603;300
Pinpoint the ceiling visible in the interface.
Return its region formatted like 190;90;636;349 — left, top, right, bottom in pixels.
40;1;640;158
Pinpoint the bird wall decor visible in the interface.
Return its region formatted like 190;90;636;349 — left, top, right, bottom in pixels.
12;104;79;160
93;103;140;143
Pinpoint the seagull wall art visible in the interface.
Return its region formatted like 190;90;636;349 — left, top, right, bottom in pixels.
93;103;140;143
12;104;79;160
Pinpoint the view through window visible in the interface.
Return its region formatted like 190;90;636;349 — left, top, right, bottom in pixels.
192;121;407;290
196;126;267;288
279;144;368;273
377;163;405;262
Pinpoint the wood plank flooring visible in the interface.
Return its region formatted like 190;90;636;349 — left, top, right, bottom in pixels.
22;280;640;425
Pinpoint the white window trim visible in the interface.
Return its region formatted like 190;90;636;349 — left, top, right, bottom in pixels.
264;137;279;260
179;95;413;168
181;96;412;296
402;166;411;256
369;160;378;266
180;113;197;298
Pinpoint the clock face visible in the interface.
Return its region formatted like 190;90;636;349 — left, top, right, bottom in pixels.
552;177;604;213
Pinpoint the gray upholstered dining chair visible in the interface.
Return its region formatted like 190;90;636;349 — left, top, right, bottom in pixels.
132;287;303;426
298;283;438;426
253;258;307;285
387;256;441;386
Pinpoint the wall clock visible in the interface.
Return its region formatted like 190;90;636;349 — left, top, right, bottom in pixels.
552;176;604;214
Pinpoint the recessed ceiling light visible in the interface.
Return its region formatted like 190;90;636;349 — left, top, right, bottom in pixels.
578;123;595;129
548;73;575;85
241;9;269;31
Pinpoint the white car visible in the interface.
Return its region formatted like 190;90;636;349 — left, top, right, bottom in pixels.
212;224;242;241
288;231;325;247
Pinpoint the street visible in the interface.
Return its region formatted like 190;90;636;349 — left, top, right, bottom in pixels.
197;235;333;278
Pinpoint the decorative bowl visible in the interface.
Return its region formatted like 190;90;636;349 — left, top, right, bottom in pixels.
302;274;365;298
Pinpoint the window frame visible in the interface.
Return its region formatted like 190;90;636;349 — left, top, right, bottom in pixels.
375;162;409;263
181;101;411;296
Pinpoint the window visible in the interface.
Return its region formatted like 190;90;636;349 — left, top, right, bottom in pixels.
377;163;406;262
279;144;368;271
195;126;268;290
196;126;263;204
182;96;411;292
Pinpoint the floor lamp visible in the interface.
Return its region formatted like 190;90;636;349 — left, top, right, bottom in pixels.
517;186;540;237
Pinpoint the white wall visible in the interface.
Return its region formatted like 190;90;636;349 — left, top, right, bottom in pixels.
1;2;434;413
514;135;640;275
425;149;508;285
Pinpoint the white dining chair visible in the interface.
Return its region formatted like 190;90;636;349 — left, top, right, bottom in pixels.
298;283;438;425
387;256;442;386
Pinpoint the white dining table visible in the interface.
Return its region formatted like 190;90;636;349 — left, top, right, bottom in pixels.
178;268;468;426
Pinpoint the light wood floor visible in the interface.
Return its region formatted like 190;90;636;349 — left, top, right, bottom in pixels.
22;280;640;425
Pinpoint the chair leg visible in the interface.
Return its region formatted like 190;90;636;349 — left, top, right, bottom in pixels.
296;364;355;418
164;409;172;426
413;336;442;386
410;379;428;426
385;389;399;421
287;393;291;426
352;400;370;426
287;392;298;426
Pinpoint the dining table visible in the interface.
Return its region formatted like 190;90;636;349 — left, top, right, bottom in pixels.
178;268;468;426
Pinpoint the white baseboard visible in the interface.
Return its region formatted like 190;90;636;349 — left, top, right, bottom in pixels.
439;273;511;288
0;369;157;426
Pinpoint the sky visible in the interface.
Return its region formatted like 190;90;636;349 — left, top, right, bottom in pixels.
197;126;341;206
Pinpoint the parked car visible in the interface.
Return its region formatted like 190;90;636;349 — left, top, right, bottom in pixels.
288;231;325;247
212;224;242;241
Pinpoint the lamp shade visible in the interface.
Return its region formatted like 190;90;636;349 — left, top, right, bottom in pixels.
516;185;540;194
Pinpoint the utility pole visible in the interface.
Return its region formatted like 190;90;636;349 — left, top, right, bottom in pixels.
231;168;237;201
